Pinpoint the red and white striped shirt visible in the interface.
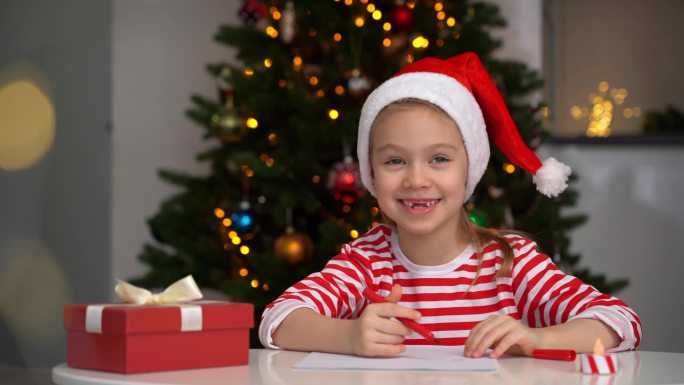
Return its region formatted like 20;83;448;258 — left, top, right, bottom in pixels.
260;224;642;351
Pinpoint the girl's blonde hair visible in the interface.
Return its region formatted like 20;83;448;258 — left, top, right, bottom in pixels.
370;98;516;281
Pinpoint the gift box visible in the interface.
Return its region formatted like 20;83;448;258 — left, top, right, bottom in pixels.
64;301;254;373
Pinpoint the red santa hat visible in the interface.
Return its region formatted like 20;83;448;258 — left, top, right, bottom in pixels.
357;52;571;201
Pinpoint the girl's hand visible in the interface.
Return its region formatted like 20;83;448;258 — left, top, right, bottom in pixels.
464;315;546;359
350;284;422;357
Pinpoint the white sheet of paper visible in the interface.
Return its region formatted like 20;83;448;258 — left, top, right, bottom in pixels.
293;346;497;372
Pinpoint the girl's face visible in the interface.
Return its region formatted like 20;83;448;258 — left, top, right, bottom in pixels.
370;103;468;238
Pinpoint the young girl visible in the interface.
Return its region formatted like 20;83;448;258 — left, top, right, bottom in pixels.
259;52;642;358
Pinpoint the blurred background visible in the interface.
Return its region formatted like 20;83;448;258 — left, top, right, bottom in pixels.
0;0;682;373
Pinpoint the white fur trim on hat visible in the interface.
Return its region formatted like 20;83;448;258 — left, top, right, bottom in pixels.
532;157;572;198
358;72;489;202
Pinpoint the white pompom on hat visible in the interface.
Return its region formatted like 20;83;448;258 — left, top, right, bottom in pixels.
357;52;571;202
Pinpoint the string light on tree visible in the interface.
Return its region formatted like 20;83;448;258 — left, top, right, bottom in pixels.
412;35;429;49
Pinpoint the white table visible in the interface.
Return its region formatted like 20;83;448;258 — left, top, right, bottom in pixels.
52;349;684;385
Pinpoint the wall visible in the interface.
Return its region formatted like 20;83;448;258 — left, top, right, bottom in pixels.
546;0;684;136
487;0;543;71
112;0;239;286
544;144;684;352
0;0;112;366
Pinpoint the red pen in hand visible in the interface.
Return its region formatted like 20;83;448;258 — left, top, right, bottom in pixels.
362;288;436;343
532;349;577;361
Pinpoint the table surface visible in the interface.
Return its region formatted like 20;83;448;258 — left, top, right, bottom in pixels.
52;349;684;385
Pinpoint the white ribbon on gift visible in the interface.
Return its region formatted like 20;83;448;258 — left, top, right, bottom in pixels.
115;275;203;305
85;275;204;334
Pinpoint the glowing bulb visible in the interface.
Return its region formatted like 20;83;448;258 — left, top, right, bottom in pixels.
383;22;392;31
244;68;254;76
503;163;515;174
265;26;279;38
355;17;365;27
333;33;342;42
240;245;250;255
350;230;359;238
214;208;225;218
239;268;249;277
222;218;232;227
264;58;272;68
293;56;303;68
334;85;345;95
570;106;583;119
412;36;429;48
328;109;339;120
372;10;382;20
251;279;259;288
246;117;258;129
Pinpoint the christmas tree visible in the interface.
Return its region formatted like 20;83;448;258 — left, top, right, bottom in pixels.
132;0;628;346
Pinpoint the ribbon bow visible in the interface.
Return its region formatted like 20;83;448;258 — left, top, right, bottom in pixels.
115;275;203;305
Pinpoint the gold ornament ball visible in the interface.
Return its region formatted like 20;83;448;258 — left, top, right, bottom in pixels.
275;227;314;266
211;107;246;143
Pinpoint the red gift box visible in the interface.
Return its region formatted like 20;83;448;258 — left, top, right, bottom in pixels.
64;301;254;373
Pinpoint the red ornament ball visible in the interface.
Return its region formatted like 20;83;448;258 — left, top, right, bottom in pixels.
328;156;364;204
390;5;414;30
238;0;268;25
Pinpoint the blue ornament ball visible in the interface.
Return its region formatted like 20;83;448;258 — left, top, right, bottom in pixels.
231;201;255;234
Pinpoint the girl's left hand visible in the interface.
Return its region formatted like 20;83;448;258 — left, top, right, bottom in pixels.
464;315;546;359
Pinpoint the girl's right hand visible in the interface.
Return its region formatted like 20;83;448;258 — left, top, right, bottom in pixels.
350;284;422;357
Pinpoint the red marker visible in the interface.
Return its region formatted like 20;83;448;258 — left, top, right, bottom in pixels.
532;349;577;361
362;288;436;343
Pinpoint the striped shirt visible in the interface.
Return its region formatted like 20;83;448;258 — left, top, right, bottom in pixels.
260;224;642;351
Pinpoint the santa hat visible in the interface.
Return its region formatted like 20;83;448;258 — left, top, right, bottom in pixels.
357;52;571;201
